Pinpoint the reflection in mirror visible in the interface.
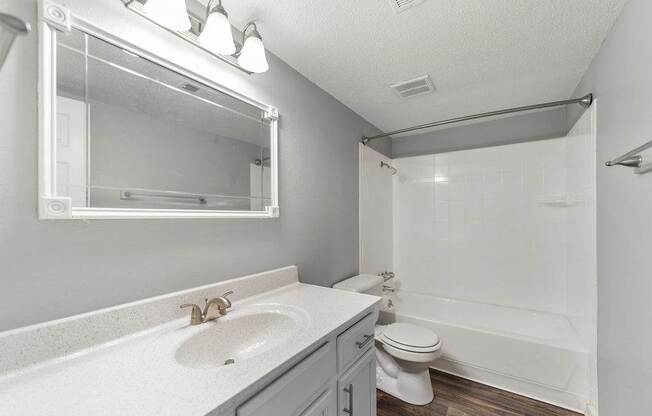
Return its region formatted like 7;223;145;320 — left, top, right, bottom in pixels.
55;28;273;212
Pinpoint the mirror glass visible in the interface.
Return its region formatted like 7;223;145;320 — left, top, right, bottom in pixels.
55;28;273;212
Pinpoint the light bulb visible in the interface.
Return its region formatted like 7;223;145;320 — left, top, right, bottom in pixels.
198;6;236;55
143;0;191;32
237;31;269;73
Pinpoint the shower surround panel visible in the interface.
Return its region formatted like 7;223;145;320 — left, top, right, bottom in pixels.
393;139;570;313
387;121;596;412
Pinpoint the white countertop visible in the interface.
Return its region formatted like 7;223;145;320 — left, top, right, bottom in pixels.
0;282;379;416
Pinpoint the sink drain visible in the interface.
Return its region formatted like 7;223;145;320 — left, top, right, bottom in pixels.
224;358;235;366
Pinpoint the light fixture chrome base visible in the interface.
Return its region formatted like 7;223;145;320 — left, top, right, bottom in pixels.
122;0;253;74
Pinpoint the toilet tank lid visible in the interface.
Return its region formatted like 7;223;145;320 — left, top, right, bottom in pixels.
332;274;383;293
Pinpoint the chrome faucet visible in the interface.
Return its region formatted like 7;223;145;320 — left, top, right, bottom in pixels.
180;291;234;326
203;291;234;322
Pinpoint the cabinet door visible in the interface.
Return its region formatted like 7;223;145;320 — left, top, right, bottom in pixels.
237;343;335;416
301;388;337;416
338;349;376;416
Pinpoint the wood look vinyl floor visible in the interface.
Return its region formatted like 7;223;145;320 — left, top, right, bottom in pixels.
377;370;582;416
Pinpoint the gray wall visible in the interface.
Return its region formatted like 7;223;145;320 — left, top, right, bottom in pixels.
570;0;652;413
0;0;387;331
391;108;567;158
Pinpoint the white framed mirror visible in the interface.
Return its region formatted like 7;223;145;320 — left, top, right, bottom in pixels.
38;0;279;220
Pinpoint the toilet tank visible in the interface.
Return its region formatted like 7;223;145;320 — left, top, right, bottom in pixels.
333;274;384;296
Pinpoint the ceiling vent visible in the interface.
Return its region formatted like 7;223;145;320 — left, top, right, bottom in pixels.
391;75;435;99
386;0;428;13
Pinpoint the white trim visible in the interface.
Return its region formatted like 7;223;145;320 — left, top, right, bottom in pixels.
41;0;71;32
68;206;279;220
585;403;598;416
358;142;364;272
37;0;280;220
38;14;57;218
39;197;72;219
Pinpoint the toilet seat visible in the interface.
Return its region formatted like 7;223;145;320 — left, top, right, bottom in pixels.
377;323;441;354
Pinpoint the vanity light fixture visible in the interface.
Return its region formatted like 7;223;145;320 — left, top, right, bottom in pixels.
237;22;269;74
130;0;270;74
143;0;191;32
198;0;236;55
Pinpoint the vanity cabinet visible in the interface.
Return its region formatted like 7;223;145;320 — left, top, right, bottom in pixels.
234;312;377;416
236;343;336;416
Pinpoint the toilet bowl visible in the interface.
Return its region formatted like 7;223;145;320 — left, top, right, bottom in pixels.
375;322;441;405
332;274;442;406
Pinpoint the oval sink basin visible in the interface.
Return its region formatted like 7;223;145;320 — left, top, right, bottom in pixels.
172;305;307;370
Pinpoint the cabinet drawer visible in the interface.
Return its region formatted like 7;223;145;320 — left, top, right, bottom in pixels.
337;313;375;372
237;343;335;416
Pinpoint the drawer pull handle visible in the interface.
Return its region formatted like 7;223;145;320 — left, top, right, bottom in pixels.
355;334;374;349
343;384;353;415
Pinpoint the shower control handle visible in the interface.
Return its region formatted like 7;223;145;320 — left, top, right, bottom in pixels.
379;271;395;282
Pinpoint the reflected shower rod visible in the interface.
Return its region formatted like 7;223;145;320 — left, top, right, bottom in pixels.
361;93;594;144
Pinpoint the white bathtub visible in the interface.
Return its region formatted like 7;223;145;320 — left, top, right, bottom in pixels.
379;291;590;413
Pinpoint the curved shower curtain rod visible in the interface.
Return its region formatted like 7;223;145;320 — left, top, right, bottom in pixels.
361;93;594;145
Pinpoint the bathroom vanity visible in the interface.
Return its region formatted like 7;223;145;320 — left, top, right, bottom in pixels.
237;312;377;416
0;266;380;416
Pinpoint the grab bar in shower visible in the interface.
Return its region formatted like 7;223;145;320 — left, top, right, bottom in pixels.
121;190;208;205
606;139;652;174
0;13;30;70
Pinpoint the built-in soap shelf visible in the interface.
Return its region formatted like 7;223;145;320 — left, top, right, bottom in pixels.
538;195;584;207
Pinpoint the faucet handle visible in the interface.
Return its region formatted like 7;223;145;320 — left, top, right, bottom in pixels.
378;271;395;281
206;291;233;305
216;291;234;314
180;304;203;326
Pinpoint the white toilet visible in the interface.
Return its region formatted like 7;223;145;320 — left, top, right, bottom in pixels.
333;274;442;405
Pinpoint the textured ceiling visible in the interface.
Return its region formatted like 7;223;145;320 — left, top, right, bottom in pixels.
207;0;627;134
